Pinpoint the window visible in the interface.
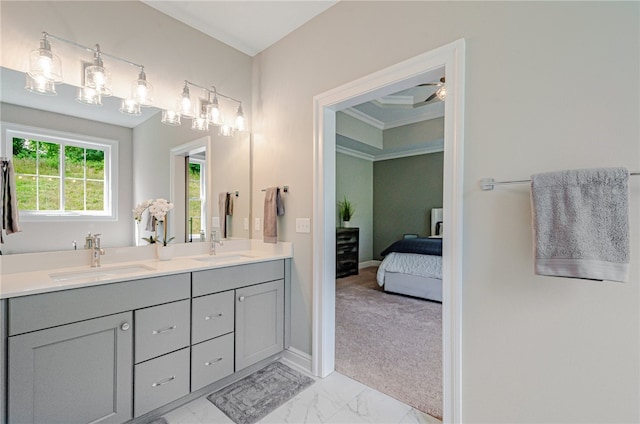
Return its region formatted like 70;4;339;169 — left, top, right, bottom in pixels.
187;157;206;239
3;124;117;220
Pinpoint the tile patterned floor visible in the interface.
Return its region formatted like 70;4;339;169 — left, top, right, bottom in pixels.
160;369;441;424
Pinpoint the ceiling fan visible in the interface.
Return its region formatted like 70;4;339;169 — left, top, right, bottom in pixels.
419;77;446;103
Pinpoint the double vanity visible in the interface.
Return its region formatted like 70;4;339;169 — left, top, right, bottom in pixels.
0;241;292;424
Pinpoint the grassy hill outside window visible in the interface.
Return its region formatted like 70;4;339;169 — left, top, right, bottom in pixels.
4;125;116;220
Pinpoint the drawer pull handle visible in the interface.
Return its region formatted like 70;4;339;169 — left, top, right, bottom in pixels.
205;313;223;320
205;357;224;366
152;325;177;335
238;296;245;302
152;376;175;387
120;323;130;331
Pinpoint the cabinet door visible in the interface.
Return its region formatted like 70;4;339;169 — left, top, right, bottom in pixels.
8;312;133;424
235;280;284;370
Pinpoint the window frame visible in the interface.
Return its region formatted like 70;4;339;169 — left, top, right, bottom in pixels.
187;157;206;238
2;122;118;222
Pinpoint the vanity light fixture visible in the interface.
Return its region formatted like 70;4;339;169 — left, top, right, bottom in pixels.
25;73;57;96
28;32;63;84
76;87;102;106
436;85;447;101
132;67;153;106
84;45;112;97
209;91;223;126
235;103;246;132
177;82;195;118
161;110;181;126
119;98;141;115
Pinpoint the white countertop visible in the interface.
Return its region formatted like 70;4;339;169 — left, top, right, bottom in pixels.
0;240;292;299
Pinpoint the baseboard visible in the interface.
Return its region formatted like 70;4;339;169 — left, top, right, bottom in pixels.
359;260;380;269
281;347;313;376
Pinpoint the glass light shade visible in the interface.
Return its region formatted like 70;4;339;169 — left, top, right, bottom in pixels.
436;85;447;101
161;110;181;126
235;104;246;132
219;123;234;137
25;73;57;96
119;98;141;116
192;116;209;131
28;38;62;83
177;84;195;118
209;95;223;126
132;69;153;106
85;64;112;97
76;87;102;105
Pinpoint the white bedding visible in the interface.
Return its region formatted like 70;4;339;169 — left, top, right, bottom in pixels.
376;252;442;287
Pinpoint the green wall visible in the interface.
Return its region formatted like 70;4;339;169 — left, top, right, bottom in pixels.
373;152;443;259
336;152;373;262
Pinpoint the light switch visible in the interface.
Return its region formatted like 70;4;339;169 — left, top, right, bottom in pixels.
211;217;220;228
244;218;249;230
296;218;311;233
255;217;261;231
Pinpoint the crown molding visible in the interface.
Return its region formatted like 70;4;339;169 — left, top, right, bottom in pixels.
373;139;444;162
336;144;375;161
341;108;385;130
343;103;444;131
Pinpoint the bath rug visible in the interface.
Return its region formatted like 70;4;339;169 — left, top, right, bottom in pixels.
207;362;314;424
147;418;168;424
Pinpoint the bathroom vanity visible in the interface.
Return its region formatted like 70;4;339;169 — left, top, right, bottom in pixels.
0;243;292;424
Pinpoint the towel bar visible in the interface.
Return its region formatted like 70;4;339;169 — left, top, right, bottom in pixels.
481;171;639;191
261;185;289;193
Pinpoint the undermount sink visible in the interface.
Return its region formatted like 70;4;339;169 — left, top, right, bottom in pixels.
193;254;256;264
50;264;155;282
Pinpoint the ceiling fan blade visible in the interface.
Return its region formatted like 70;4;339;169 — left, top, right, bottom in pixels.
424;92;438;102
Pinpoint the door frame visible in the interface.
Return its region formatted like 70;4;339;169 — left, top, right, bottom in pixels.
311;39;465;422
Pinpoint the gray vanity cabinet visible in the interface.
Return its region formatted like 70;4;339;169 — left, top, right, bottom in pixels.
235;279;284;370
8;312;133;424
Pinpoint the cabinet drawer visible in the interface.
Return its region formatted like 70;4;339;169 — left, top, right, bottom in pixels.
191;333;234;392
9;273;190;336
192;291;234;344
134;348;190;417
135;300;190;363
192;260;284;297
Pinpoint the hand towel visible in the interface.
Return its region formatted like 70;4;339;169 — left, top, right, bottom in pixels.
276;188;285;217
1;159;22;243
264;187;279;243
530;167;630;282
226;193;234;216
218;192;228;238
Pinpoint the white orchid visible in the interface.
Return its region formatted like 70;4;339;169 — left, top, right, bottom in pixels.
133;198;175;246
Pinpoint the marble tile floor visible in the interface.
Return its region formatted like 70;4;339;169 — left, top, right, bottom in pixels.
160;369;442;424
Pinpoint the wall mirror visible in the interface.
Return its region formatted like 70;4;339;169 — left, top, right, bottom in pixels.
0;66;251;254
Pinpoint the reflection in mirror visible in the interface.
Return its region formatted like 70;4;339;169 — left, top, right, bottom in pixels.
187;152;206;242
1;66;251;254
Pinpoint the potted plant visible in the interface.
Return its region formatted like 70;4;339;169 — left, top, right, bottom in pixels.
133;198;175;260
337;196;355;227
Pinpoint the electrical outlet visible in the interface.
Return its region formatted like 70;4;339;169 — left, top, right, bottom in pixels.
244;218;249;230
296;218;311;233
211;217;220;228
255;217;261;231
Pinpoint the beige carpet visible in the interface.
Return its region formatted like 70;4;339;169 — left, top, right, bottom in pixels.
335;267;443;420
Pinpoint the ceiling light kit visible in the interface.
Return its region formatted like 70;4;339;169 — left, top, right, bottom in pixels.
25;31;247;135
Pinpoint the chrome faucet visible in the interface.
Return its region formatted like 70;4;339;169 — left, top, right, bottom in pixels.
210;230;223;255
90;233;106;267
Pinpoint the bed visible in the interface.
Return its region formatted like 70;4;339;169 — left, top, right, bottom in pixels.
376;237;443;302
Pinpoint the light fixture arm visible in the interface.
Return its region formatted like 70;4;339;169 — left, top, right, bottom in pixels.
42;31;145;70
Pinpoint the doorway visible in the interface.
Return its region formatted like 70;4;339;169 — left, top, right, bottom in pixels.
312;39;465;422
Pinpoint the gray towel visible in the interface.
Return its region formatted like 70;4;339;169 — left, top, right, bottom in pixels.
530;167;630;282
226;193;234;216
264;187;278;243
1;159;22;243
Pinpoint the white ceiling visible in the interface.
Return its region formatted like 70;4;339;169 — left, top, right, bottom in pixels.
142;0;339;57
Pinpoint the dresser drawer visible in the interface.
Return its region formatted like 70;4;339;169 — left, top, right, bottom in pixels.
191;333;235;391
135;300;190;363
192;260;284;297
192;291;234;344
134;348;190;417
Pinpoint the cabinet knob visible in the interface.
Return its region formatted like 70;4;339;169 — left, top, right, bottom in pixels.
238;296;245;302
120;322;130;331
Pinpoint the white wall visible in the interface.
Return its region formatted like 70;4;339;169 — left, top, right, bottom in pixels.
0;103;133;253
252;2;639;423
